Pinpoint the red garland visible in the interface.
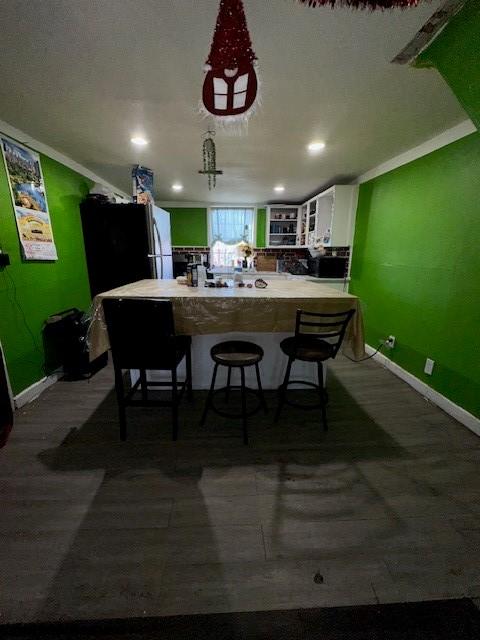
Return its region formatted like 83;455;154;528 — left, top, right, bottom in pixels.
298;0;421;8
206;0;257;69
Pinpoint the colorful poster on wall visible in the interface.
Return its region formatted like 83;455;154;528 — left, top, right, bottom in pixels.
132;165;154;205
0;137;57;261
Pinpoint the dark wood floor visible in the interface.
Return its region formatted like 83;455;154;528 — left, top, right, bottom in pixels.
1;357;480;623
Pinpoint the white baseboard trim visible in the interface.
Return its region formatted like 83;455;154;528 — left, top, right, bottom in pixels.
14;373;61;409
365;345;480;437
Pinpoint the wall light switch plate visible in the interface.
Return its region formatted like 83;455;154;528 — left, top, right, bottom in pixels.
424;358;435;375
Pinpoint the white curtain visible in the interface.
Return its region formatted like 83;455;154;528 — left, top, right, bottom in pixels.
210;208;254;245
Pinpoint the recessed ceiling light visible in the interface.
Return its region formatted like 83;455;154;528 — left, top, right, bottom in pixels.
307;141;326;154
171;183;183;192
130;136;149;147
274;185;285;193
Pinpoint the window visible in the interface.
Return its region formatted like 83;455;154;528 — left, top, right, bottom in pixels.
213;73;250;110
209;207;255;267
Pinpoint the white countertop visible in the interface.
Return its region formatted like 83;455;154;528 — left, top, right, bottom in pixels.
98;278;356;300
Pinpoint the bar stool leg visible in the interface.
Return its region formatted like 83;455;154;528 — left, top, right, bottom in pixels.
185;345;193;402
115;367;127;441
255;362;268;414
201;363;218;427
317;361;328;432
274;357;293;423
240;366;248;445
225;366;232;402
171;367;179;441
140;369;148;403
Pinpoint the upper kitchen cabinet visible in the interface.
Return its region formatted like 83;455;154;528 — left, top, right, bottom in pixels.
266;186;358;249
304;185;359;248
266;205;301;247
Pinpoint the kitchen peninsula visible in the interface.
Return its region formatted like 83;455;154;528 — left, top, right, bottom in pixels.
89;278;364;389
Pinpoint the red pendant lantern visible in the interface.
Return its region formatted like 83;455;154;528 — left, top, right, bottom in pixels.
202;0;258;122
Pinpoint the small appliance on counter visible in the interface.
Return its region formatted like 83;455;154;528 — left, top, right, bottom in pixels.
186;263;199;287
173;252;209;278
307;256;348;279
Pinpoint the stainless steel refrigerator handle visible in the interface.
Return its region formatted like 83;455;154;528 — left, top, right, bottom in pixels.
145;205;157;279
153;217;164;279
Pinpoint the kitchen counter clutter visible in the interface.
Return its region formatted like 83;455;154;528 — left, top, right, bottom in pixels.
89;279;364;390
200;269;350;290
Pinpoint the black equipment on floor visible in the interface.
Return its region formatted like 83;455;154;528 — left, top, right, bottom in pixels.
200;340;268;445
102;297;193;441
43;308;108;380
275;308;355;429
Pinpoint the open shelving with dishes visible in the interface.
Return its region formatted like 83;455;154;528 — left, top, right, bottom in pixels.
266;206;300;247
266;185;359;249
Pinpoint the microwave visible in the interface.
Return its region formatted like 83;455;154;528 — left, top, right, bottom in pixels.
307;256;348;279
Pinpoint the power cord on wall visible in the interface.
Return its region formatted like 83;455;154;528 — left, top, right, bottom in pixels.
344;340;386;363
2;269;48;378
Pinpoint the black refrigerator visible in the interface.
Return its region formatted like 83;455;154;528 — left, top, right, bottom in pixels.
80;201;168;298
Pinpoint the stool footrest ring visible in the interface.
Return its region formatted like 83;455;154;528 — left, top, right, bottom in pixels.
211;386;263;419
279;379;329;410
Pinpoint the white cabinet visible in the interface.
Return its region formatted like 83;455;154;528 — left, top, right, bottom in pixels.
303;185;358;248
266;205;300;248
266;186;358;249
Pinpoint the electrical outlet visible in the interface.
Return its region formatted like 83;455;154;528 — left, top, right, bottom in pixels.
424;358;435;375
385;335;395;349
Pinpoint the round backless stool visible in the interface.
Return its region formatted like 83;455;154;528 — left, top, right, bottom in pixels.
200;340;268;445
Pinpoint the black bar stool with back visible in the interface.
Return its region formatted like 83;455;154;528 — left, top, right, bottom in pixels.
102;297;193;441
275;309;355;430
201;340;268;445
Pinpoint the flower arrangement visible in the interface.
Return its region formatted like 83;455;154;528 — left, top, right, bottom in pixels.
237;241;254;268
238;241;253;258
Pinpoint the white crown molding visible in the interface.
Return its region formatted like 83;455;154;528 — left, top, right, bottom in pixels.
355;119;477;184
0;119;128;198
365;345;480;437
157;201;266;208
13;372;61;409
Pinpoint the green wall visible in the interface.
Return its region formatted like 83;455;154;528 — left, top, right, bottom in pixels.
0;149;92;395
166;206;267;248
166;207;208;246
350;133;480;417
256;208;266;248
416;0;480;129
350;0;480;419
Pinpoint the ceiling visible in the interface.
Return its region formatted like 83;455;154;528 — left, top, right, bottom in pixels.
0;0;467;204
